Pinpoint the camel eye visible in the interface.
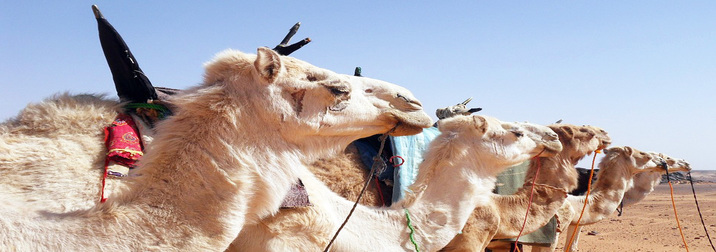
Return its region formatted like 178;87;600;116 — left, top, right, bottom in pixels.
511;130;524;138
306;75;318;82
329;87;349;96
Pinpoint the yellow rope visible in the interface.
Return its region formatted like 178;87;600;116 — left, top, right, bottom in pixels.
565;149;600;251
668;179;690;251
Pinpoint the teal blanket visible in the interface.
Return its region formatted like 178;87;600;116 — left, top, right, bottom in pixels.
389;127;441;203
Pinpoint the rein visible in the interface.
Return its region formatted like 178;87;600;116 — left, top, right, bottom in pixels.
565;149;601;252
687;172;716;251
323;125;398;252
664;162;690;251
512;148;545;252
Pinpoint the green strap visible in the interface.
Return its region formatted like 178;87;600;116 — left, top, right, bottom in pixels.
125;103;170;119
404;208;420;252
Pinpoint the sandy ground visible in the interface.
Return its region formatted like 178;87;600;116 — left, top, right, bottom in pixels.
548;182;716;252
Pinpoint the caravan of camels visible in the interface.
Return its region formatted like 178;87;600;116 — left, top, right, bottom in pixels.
0;5;699;252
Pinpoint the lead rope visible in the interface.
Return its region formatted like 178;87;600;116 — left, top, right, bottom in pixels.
512;149;545;252
565;149;601;252
664;163;690;251
323;125;398;252
687;172;716;251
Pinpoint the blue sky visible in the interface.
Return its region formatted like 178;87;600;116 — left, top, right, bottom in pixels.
1;1;714;170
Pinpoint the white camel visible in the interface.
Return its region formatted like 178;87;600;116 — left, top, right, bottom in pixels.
230;114;564;251
621;153;691;207
442;124;611;251
0;47;433;250
556;146;674;252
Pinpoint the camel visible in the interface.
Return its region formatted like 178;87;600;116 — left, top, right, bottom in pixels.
551;147;676;252
544;151;691;252
440;124;612;251
621;153;691;207
0;47;434;250
230;114;564;251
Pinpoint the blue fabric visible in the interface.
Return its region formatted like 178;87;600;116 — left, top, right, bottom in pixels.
390;127;441;203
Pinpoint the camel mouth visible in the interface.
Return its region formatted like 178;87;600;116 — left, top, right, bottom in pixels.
385;109;433;136
539;139;563;157
668;167;692;173
598;140;612;149
669;164;692;172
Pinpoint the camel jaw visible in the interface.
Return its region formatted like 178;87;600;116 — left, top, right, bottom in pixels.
384;109;433;136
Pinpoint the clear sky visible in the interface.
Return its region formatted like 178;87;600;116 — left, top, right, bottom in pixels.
1;1;714;170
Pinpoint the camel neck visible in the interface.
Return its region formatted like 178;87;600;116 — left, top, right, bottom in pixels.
328;157;499;252
525;152;579;192
569;162;631;224
622;172;662;206
491;156;573;238
96;107;308;249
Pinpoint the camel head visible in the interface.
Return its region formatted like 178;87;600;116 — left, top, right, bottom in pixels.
548;124;611;165
602;146;667;175
437;114;562;169
649;152;692;173
201;48;432;145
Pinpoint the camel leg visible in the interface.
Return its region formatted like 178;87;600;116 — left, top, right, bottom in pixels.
563;225;581;252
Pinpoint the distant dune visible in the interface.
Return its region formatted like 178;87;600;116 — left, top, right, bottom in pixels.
689;170;716;183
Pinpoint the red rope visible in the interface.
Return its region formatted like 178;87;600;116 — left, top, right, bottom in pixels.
100;127;110;203
512;149;545;252
373;177;386;206
390;155;405;167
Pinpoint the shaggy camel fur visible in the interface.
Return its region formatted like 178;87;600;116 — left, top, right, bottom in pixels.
230;114;564;251
306;143;386;206
441;124;611;251
555;146;672;252
0;47;433;250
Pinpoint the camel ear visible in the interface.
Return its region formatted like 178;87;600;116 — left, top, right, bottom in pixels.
623;146;634;156
558;125;574;139
254;47;283;84
472;115;488;135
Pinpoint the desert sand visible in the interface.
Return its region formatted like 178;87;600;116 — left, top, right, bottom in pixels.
549;180;716;252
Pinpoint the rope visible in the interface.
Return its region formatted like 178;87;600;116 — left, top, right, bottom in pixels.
405;208;420;252
100;157;110;203
565;149;601;252
665;165;690;251
512;149;545;252
323;126;398;252
372;156;405;207
687;172;716;251
99;127;111;203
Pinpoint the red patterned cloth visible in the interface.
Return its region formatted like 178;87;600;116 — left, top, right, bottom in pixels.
104;113;143;168
101;113;143;202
